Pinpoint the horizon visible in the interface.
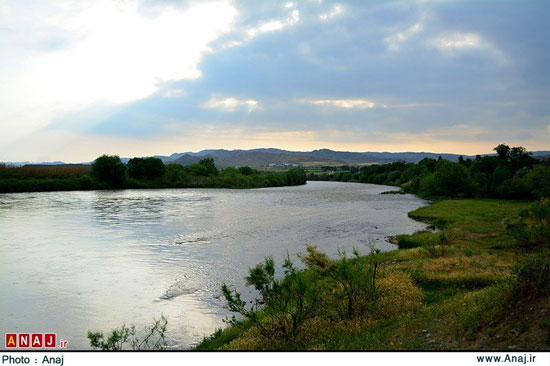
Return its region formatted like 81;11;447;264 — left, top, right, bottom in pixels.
5;145;549;165
1;1;549;162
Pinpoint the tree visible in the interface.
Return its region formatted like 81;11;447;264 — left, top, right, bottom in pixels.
91;155;126;188
127;157;165;179
433;160;470;196
494;144;511;160
199;158;218;176
238;166;255;176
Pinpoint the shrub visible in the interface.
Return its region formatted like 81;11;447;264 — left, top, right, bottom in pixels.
397;235;423;249
91;155;126;188
88;316;168;350
238;166;255;176
433;161;471;196
199;158;218;176
421;233;452;258
299;245;380;319
186;163;210;177
127;157;165;179
375;272;423;318
222;254;322;339
506;198;550;247
527;166;550;199
513;253;550;295
165;164;188;185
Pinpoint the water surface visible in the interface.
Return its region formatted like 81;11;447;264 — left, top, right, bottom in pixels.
0;181;427;349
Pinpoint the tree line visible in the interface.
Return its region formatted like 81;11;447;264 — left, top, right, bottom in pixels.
308;144;549;199
0;155;307;192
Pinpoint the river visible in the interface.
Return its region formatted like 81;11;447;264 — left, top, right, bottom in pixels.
0;181;428;349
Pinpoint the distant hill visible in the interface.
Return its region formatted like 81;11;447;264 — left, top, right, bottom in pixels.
5;149;549;168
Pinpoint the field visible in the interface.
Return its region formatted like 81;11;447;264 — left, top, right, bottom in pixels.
195;199;550;350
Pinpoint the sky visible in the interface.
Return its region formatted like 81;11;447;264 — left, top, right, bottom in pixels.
0;0;549;162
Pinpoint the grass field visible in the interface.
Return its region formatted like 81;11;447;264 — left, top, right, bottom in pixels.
195;199;550;350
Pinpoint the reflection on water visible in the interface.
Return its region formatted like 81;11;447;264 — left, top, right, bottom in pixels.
0;181;427;349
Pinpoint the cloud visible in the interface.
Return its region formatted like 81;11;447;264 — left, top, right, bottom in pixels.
299;98;376;109
1;0;549;161
385;21;424;51
0;0;237;141
162;89;186;98
319;4;344;21
429;32;508;63
202;96;260;112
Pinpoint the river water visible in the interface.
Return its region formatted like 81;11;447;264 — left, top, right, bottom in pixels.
0;181;427;349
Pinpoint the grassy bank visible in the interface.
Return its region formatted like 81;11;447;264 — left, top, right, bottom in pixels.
195;198;550;350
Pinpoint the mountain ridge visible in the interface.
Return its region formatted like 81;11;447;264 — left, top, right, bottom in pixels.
4;149;549;167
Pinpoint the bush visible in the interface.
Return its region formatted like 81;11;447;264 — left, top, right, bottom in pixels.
222;254;322;339
165;164;188;185
127;157;165;179
91;155;126;188
199;158;218;176
375;272;423;318
238;166;255;176
513;253;550;295
421;233;452;258
527;166;550;199
88;316;168;350
299;245;380;319
433;161;471;196
397;235;423;249
506;198;550;247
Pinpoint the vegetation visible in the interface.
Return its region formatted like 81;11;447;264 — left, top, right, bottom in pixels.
0;155;307;193
196;198;550;350
308;144;549;200
88;316;168;350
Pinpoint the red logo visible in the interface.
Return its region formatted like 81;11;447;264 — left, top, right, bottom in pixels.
4;333;67;349
31;334;43;347
5;334;17;348
18;334;30;348
44;334;56;348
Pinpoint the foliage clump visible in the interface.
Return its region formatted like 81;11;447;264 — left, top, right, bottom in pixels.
127;157;165;179
506;198;550;247
91;154;126;188
88;316;168;350
309;144;548;200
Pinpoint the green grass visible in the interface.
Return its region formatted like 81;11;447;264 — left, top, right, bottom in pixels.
195;198;550;350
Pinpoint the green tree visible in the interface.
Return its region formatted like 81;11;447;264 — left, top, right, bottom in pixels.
127;157;165;179
91;155;126;188
433;161;470;196
199;158;218;176
506;198;550;247
494;144;511;160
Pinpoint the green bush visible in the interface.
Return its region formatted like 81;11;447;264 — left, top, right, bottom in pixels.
238;166;255;176
397;235;423;249
299;245;380;318
91;155;126;188
527;166;550;199
88;316;168;350
513;253;550;295
127;157;165;179
222;254;322;339
506;198;550;247
421;233;452;258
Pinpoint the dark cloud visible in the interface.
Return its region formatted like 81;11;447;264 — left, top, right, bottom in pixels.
76;0;548;146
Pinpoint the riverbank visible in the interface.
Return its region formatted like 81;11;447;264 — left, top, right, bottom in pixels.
195;198;550;350
0;164;307;193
